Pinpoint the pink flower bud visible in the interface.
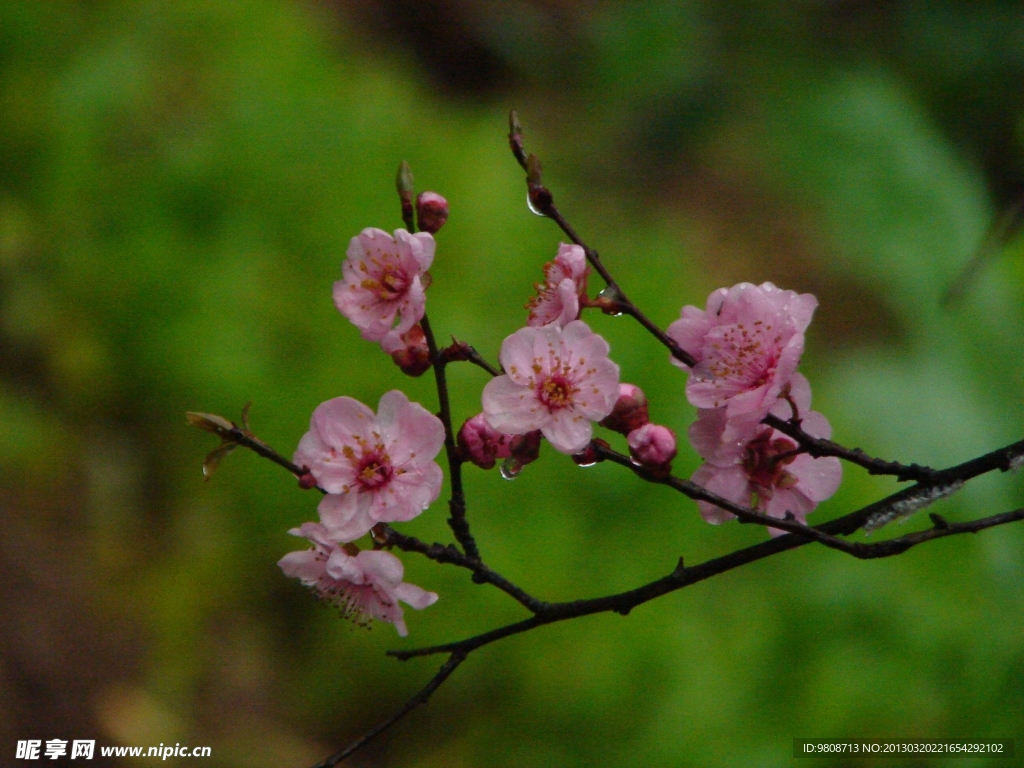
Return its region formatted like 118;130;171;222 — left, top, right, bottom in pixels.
416;191;449;234
383;324;431;377
498;430;543;479
599;383;649;435
458;414;514;470
509;430;542;465
298;472;318;490
628;424;677;469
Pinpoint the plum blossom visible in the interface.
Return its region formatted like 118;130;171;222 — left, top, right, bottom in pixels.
482;320;619;454
628;424;677;469
334;228;435;342
667;282;817;424
689;374;841;535
526;243;589;328
294;390;445;542
279;522;437;636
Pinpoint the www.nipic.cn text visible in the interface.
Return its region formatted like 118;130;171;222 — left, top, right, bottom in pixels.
15;740;212;760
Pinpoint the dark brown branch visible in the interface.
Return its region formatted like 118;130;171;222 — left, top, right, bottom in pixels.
380;526;548;614
590;442;889;553
311;651;467;768
391;505;1024;661
440;337;502;377
762;413;936;483
392;435;1024;662
420;313;481;561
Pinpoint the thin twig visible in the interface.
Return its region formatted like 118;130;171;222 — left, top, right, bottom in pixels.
762;413;936;483
420;313;481;560
381;526;548;614
507;112;697;368
591;442;889;552
311;651;467;768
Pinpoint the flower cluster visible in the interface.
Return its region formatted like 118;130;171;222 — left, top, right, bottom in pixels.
281;390;444;634
277;177;843;640
668;282;841;533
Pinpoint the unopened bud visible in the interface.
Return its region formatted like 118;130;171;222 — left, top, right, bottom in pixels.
509;430;542;465
508;110;526;166
441;338;473;363
382;324;431;377
572;438;609;467
627;424;677;470
600;383;649;435
298;472;317;490
396;160;415;231
499;429;543;480
416;191;449;234
458;414;514;470
395;160;415;200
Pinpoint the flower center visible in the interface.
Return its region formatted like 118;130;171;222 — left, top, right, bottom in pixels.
538;375;575;411
742;430;799;493
701;322;781;388
362;267;409;301
354;450;393;490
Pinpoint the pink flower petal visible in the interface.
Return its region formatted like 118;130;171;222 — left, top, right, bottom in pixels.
482;375;549;434
277;550;324;582
691;463;750;525
543;409;593;455
394;582;440;610
318;493;375;543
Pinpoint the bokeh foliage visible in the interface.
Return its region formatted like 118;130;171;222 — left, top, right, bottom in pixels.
2;1;1023;766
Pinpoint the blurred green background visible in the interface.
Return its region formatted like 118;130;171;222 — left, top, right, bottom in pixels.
2;1;1024;766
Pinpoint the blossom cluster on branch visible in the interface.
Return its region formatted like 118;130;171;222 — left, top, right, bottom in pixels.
188;113;1024;768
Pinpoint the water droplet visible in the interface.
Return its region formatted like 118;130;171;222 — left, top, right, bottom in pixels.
596;284;625;315
499;457;522;480
574;458;598;468
526;193;547;217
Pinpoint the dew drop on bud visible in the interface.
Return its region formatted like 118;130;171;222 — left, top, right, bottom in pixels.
499;457;522;480
526;192;547;217
596;284;625;316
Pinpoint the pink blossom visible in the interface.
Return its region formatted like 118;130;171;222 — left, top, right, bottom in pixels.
333;228;435;342
689;374;841;535
278;522;437;636
526;243;589;328
482;320;619;454
458;413;515;470
628;424;677;468
294;390;445;542
667;282;817;423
